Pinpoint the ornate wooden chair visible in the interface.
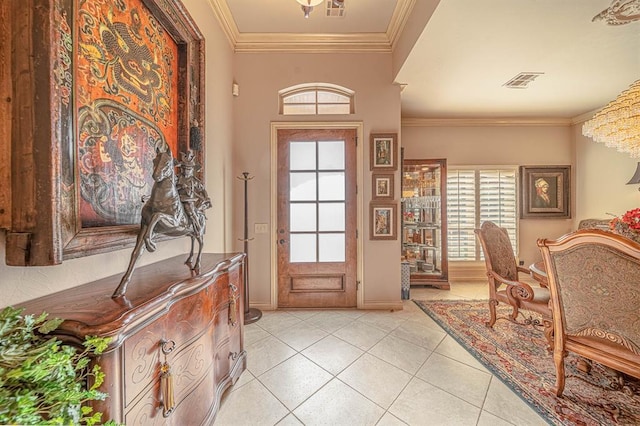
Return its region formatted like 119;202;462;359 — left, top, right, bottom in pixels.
538;229;640;397
475;221;553;346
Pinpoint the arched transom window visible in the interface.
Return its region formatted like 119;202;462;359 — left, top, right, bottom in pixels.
279;84;354;115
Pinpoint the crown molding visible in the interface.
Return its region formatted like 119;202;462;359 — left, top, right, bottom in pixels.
207;0;413;53
571;109;598;125
401;117;574;127
388;0;415;50
206;0;238;50
233;33;392;53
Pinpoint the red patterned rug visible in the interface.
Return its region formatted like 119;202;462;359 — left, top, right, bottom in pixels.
413;300;640;426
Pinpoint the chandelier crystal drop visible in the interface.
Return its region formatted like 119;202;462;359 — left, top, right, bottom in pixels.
582;79;640;157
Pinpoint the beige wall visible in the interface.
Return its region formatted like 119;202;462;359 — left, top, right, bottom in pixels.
0;0;234;308
401;123;574;269
573;123;639;222
232;52;403;309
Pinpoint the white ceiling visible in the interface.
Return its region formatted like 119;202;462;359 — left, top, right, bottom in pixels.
216;0;640;120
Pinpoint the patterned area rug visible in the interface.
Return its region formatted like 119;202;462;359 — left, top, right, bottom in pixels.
413;300;640;426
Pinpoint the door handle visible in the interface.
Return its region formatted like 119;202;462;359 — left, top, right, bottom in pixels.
279;239;287;245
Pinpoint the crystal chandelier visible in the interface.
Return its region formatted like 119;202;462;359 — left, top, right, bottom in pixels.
296;0;324;18
582;79;640;157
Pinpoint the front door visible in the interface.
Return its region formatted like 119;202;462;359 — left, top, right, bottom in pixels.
277;128;357;308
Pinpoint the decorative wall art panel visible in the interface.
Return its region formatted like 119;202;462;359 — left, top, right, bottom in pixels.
75;0;180;227
5;0;204;265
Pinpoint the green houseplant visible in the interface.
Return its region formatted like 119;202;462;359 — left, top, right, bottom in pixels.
0;306;111;425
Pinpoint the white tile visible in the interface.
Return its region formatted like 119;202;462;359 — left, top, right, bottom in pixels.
368;334;431;375
257;311;302;335
483;377;547;426
338;353;412;409
282;309;323;320
273;321;328;351
258;354;333;410
477;410;517;426
276;414;305;426
305;311;353;333
356;311;407;333
302;335;364;375
333;320;389;351
416;352;491;407
215;379;289;426
375;411;409;425
434;335;489;373
293;379;385;426
245;335;297;376
389;377;481;426
389;319;447;350
245;323;270;345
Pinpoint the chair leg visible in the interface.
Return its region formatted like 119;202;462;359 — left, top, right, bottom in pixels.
554;349;566;397
542;318;553;351
486;299;498;327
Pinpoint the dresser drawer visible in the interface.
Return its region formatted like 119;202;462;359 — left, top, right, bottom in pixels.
123;285;214;406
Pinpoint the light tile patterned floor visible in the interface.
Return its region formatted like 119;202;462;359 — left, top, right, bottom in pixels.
215;283;547;425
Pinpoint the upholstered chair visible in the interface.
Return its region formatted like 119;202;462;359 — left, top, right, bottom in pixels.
475;221;552;346
538;229;640;397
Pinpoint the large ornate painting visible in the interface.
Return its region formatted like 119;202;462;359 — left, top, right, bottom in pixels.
5;0;204;265
75;0;180;227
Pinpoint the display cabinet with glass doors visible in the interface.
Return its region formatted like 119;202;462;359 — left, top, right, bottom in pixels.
401;159;449;289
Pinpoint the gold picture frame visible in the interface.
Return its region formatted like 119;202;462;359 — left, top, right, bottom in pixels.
372;173;394;200
370;133;398;171
370;202;397;240
520;165;571;218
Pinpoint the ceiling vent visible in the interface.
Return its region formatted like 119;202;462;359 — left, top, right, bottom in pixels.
503;72;544;89
326;0;345;17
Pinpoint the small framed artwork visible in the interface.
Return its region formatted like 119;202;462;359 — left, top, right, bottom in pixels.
520;166;571;218
370;202;397;240
372;173;394;200
370;133;398;171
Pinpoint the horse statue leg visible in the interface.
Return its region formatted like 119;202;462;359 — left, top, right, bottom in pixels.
113;224;148;298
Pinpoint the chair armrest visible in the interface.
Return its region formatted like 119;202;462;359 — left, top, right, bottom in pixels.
487;271;535;302
517;265;531;275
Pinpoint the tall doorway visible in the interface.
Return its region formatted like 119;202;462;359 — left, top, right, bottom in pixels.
276;128;358;308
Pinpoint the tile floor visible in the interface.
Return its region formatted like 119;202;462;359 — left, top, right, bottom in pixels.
215;283;547;425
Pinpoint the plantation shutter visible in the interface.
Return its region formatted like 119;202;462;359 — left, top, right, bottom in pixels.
479;169;517;249
447;170;477;260
447;168;518;261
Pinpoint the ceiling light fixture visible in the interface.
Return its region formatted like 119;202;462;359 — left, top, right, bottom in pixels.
296;0;324;18
582;79;640;157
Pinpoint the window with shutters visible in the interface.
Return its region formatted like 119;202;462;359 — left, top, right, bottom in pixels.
279;84;354;115
447;168;518;261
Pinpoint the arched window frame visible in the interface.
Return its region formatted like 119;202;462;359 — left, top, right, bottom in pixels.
279;83;355;115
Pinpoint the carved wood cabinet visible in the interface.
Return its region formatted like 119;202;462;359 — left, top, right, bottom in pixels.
19;253;246;425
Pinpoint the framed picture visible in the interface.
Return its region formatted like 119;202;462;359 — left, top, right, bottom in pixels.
370;133;398;171
372;173;394;200
520;166;571;218
370;202;397;240
5;0;204;266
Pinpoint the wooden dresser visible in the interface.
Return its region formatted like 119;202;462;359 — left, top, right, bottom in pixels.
19;253;246;425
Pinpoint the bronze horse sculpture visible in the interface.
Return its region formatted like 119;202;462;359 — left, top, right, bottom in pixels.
112;148;210;298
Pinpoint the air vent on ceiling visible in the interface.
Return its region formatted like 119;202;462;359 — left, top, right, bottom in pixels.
326;0;345;17
503;72;544;89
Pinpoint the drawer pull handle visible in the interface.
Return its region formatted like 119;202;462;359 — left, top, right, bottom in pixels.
229;283;238;293
160;339;176;355
229;296;238;326
159;339;176;417
160;362;175;417
229;351;239;361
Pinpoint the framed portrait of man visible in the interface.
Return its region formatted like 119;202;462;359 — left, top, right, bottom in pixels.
520;166;571;218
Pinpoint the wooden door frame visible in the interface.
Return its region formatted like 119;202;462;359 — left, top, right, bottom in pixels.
270;122;364;309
